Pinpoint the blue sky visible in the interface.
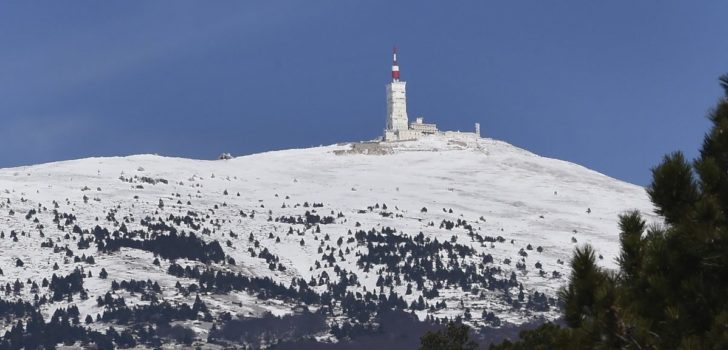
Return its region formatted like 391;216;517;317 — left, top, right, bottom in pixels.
1;1;726;185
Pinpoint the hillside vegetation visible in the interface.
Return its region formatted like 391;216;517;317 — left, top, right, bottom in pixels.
487;75;728;350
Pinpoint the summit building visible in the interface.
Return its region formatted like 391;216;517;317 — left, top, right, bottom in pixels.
383;48;480;142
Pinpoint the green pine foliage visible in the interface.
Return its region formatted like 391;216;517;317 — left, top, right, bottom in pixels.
420;322;479;350
487;323;568;350
491;75;728;349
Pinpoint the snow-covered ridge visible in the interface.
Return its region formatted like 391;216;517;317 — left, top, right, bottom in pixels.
0;135;655;345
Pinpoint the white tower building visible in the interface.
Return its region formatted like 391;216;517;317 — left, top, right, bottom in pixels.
386;81;408;131
384;48;412;141
381;47;481;142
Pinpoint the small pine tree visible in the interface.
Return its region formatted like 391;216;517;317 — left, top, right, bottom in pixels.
419;322;478;350
489;74;728;349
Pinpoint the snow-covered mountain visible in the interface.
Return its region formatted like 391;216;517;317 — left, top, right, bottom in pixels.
0;135;655;348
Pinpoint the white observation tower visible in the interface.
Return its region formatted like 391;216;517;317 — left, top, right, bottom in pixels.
384;47;411;140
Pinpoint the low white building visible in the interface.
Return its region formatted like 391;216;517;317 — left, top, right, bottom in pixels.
410;117;438;134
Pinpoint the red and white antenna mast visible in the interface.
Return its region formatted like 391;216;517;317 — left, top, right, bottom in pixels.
391;46;400;81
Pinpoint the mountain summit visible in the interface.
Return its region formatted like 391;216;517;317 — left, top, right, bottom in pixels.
0;135;653;348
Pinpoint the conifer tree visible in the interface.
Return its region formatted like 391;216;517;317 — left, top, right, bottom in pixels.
490;75;728;349
616;210;645;285
419;322;478;350
560;245;600;328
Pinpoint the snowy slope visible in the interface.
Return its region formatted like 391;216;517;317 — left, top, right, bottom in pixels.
0;135;656;346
